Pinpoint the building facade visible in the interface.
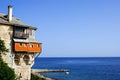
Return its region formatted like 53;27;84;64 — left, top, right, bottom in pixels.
0;6;42;80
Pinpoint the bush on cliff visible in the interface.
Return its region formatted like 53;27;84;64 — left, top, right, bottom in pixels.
0;56;15;80
0;38;15;80
0;38;9;53
31;73;46;80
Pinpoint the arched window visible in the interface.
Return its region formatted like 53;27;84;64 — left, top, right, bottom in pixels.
14;54;20;65
23;55;30;65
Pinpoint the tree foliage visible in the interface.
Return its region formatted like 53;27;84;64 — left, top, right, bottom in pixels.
0;38;15;80
0;38;9;53
0;56;15;80
31;73;46;80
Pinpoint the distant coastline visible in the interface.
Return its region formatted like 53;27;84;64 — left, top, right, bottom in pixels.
32;69;69;80
31;71;54;80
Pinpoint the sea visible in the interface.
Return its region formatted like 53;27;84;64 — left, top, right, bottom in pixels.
32;57;120;80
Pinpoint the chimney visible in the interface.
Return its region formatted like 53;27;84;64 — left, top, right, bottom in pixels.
8;5;13;22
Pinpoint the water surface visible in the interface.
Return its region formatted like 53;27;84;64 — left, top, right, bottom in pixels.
32;57;120;80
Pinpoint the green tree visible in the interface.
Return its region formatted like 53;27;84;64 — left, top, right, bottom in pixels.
0;38;15;80
0;38;9;53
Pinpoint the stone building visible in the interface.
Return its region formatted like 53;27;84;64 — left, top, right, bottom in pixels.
0;5;42;80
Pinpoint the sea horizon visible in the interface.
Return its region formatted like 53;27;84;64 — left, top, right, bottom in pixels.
38;56;120;58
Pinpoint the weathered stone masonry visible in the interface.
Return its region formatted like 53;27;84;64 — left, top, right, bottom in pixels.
0;6;42;80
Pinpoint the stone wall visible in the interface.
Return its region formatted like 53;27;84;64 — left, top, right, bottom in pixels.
0;24;35;80
0;24;13;68
13;53;34;80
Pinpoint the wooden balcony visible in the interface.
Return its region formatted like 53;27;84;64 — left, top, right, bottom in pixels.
14;32;29;39
14;42;42;53
14;43;27;52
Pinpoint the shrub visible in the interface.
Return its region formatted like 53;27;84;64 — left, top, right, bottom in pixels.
0;56;15;80
31;73;46;80
0;38;15;80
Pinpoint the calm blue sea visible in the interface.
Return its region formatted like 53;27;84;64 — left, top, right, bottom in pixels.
32;57;120;80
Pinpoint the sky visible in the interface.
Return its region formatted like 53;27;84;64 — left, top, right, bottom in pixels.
0;0;120;57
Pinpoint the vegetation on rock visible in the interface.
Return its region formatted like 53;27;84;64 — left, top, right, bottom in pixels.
0;38;15;80
0;38;9;53
31;73;46;80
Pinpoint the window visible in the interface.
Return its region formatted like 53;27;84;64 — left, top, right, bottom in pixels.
29;29;35;36
14;27;28;38
15;27;25;33
23;55;30;65
32;30;35;36
29;29;32;36
14;54;20;65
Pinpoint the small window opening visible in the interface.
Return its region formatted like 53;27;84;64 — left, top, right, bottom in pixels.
14;54;20;65
23;55;30;65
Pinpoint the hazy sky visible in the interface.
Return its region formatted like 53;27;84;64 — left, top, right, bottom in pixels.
1;0;120;57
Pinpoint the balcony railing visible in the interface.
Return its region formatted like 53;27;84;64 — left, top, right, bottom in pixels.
14;42;42;53
14;32;29;39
